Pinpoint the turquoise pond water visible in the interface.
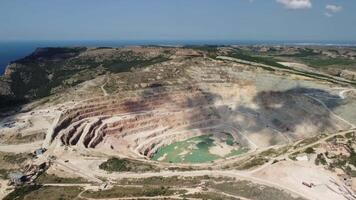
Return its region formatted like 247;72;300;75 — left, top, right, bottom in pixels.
152;134;249;164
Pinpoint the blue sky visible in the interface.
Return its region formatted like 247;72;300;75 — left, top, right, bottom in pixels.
0;0;355;42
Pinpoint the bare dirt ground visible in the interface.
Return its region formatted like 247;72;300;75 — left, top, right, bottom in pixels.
43;127;355;200
252;160;349;200
0;141;43;153
0;179;11;200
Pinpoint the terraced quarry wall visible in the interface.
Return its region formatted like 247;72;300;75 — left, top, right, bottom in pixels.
48;57;352;162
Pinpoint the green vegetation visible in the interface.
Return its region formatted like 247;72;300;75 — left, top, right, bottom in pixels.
17;132;46;144
226;148;249;157
1;132;46;145
278;48;356;68
102;53;169;73
7;48;89;101
345;131;355;139
3;185;42;200
329;156;348;169
259;147;287;157
0;168;9;179
1;47;170;109
82;186;185;199
183;192;239;200
0;152;31;171
274;47;356;68
5;186;83;200
313;136;356;177
0;152;31;181
301;57;356;68
123;176;200;186
226;51;345;85
20;176;304;200
295;135;324;149
117;176;234;188
228;147;290;170
230;146;288;170
7;177;235;200
304;147;315;154
8;176;308;200
236;156;268;170
2;153;32;165
348;147;356;167
223;48;356;86
227;50;288;69
118;176;194;188
102;78;117;94
35;172;88;184
345;166;356;177
280;48;319;58
315;153;327;165
99;157;158;172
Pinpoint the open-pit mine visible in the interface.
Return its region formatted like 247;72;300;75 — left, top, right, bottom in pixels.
1;45;356;200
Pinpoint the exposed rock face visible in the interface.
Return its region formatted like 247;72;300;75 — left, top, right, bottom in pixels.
0;67;27;108
47;58;351;160
4;65;15;77
326;68;356;81
0;77;15;107
326;68;342;76
340;70;356;81
0;78;12;96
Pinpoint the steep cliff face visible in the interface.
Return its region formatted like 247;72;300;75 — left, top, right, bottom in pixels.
0;47;86;107
0;77;14;105
0;46;174;108
0;66;25;108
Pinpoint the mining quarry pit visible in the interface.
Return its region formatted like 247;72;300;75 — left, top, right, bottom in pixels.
2;46;356;200
42;54;352;166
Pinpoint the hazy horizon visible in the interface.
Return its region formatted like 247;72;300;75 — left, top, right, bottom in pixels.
1;39;355;75
1;0;355;42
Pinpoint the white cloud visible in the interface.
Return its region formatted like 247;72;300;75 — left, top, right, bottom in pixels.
276;0;312;10
326;4;342;13
324;4;342;17
324;12;332;17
